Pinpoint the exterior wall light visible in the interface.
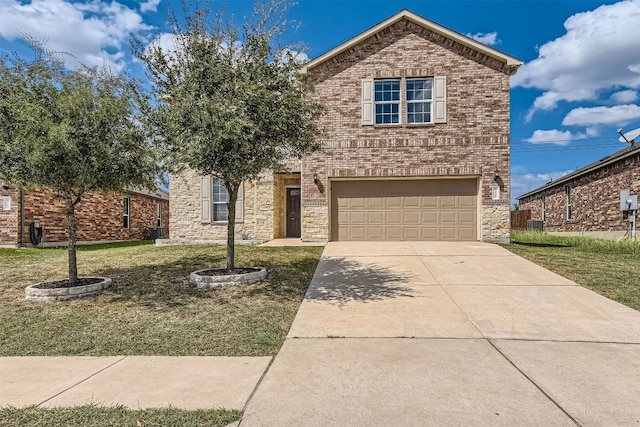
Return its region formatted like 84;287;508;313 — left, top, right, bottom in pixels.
313;172;319;185
493;167;500;182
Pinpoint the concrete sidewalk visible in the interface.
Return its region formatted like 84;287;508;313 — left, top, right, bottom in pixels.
0;356;270;410
241;241;640;426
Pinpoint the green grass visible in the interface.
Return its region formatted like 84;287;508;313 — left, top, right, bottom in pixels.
0;243;323;356
0;405;241;427
504;231;640;311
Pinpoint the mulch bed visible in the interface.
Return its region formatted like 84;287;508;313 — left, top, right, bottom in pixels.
196;267;262;276
31;277;105;289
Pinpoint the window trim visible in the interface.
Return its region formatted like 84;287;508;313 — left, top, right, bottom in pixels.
201;176;244;224
123;196;130;229
2;196;10;211
565;185;572;219
406;78;434;125
213;178;229;222
374;79;401;125
156;202;162;227
363;76;446;126
541;194;546;221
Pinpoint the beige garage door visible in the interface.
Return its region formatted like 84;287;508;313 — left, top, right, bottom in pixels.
330;179;477;241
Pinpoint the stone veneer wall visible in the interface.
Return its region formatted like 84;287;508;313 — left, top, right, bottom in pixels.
519;151;640;234
0;186;168;247
169;170;277;243
302;19;513;242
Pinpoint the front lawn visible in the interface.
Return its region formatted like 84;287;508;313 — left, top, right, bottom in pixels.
0;405;241;427
504;231;640;311
0;242;323;356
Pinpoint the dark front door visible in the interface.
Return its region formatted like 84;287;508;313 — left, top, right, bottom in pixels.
286;188;301;238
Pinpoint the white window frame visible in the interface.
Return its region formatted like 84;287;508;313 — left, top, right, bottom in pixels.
123;196;130;229
363;76;446;126
201;176;244;224
491;184;500;201
156;202;162;227
565;186;572;219
213;178;229;222
2;196;11;211
541;194;546;221
374;79;401;125
406;78;434;124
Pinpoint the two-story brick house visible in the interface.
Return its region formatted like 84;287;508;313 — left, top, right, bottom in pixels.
168;10;522;243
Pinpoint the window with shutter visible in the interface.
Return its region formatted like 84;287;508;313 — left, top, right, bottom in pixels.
201;176;244;223
362;76;447;125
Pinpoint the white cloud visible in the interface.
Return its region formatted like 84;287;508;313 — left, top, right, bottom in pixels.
466;31;500;46
611;90;638;104
524;129;595;145
511;170;573;200
562;104;640;126
512;0;640;120
0;0;150;71
140;0;161;13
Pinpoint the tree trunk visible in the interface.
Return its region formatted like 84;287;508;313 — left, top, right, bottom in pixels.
225;180;240;272
65;198;79;285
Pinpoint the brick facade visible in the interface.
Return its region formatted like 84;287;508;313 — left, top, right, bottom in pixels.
168;11;519;244
302;19;514;242
0;185;169;247
518;147;640;238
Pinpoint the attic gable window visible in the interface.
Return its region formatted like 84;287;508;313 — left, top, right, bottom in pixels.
362;76;447;125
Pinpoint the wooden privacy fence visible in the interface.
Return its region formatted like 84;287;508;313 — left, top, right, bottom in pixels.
511;209;531;230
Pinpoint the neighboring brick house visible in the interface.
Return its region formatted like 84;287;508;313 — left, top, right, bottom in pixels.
0;184;169;247
517;144;640;240
169;10;522;243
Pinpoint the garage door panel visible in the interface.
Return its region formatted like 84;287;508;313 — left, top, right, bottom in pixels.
459;211;476;224
368;197;384;208
385;197;402;208
459;195;476;207
332;179;477;241
385;227;403;239
421;196;438;208
403;211;420;224
368;211;384;224
385;211;402;224
439;211;457;224
440;196;457;208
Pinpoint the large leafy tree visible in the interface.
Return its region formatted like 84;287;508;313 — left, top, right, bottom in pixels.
0;45;157;285
135;0;324;271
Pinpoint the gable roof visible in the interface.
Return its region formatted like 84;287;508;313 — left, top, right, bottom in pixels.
517;143;640;200
301;9;523;74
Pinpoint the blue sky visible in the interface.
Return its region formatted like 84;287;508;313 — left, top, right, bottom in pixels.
1;0;639;207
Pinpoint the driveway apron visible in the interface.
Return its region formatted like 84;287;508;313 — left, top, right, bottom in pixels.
241;242;640;426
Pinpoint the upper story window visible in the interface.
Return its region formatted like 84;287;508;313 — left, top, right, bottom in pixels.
406;78;433;124
362;76;446;126
374;79;400;124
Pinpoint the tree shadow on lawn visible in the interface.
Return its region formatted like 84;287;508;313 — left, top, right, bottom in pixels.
305;257;415;306
94;251;321;309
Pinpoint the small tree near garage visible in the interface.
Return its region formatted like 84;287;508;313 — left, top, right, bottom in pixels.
135;0;324;271
0;44;157;286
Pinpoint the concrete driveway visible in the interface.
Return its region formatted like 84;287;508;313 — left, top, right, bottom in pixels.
241;241;640;426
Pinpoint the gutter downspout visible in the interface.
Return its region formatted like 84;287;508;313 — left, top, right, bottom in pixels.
19;189;24;247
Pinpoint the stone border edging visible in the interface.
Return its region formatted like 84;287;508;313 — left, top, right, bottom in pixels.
25;277;112;302
190;267;267;289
